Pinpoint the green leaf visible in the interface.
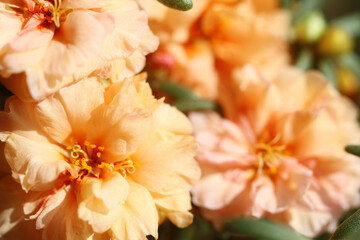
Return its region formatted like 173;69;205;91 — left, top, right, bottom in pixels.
158;217;218;240
295;48;314;70
221;218;311;240
314;233;332;240
158;81;198;100
173;99;219;112
330;209;360;240
340;208;360;224
157;0;193;11
318;59;338;88
345;145;360;157
331;12;360;37
338;52;360;81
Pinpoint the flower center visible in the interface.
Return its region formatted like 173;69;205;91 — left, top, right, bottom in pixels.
22;0;70;28
253;135;286;176
64;141;139;183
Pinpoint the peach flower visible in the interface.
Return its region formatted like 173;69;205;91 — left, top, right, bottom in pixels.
137;0;208;44
0;0;158;101
0;74;200;239
151;41;219;99
141;0;289;99
202;0;290;78
190;66;360;237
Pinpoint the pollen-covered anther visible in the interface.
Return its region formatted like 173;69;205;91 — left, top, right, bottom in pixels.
66;141;139;179
98;157;140;177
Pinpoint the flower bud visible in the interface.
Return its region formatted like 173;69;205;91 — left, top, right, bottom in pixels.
337;67;358;96
294;11;327;44
317;26;354;56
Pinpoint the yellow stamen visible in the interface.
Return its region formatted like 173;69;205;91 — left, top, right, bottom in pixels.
80;158;92;171
254;135;286;177
98;162;112;170
98;146;105;151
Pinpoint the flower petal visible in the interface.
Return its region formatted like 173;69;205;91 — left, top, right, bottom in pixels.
285;205;338;237
132;129;199;195
38;189;93;240
0;13;22;50
0;96;48;142
87;105;152;161
43;11;113;76
63;0;114;9
77;172;129;233
9;18;53;51
192;172;249;210
58;78;104;140
154;192;193;228
0;66;75;102
109;181;158;240
0;174;26;238
4;133;70;191
34;94;72;144
101;0;151;59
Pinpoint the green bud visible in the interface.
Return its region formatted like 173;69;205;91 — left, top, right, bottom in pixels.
157;0;193;11
295;11;327;44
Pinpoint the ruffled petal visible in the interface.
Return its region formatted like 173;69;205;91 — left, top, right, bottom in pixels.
87;105;152;161
154;192;193;228
0;96;48;142
77;172;129;233
38;189;93;240
4;134;70;191
109;181;158;240
132;130;199;195
43;11;114;76
57;78;104;140
34;94;72;144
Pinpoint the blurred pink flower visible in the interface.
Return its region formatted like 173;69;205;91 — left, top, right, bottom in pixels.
190;66;360;237
0;75;200;239
0;0;158;101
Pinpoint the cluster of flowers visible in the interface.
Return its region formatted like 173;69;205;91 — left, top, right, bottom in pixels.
144;0;360;238
0;0;359;239
0;0;200;239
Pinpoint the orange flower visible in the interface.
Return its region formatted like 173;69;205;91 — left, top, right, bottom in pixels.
0;75;200;239
0;0;158;101
190;66;360;237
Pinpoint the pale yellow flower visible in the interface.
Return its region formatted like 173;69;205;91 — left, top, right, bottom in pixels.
0;0;158;101
0;74;200;239
190;66;360;237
